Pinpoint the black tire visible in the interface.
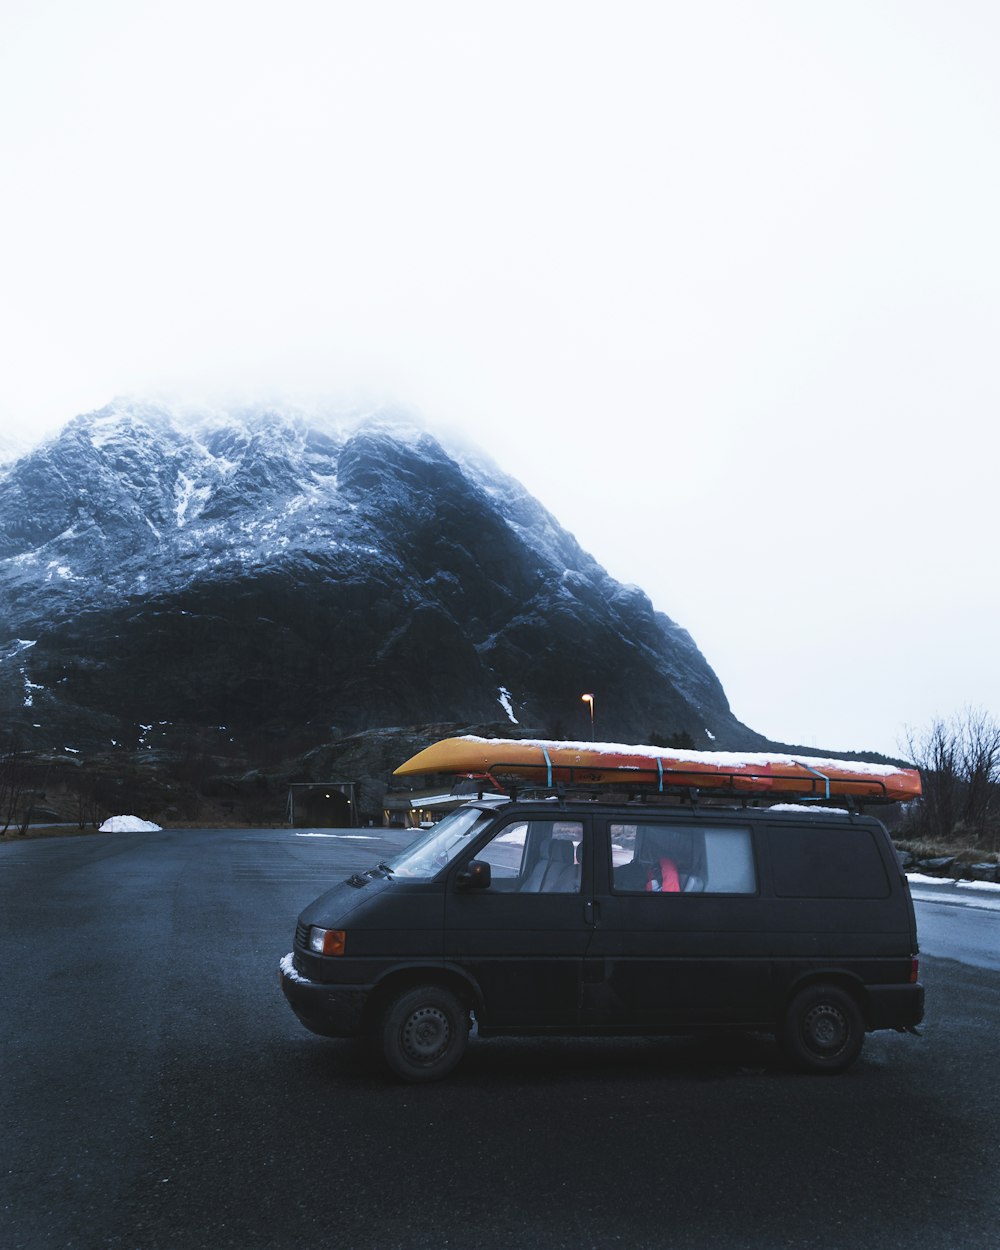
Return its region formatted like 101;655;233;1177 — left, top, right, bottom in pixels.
379;985;469;1082
780;983;865;1074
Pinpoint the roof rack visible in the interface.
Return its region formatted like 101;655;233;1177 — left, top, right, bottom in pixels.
498;782;869;812
469;759;898;804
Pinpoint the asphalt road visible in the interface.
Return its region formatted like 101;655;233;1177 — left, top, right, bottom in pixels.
2;827;999;1250
908;878;1000;971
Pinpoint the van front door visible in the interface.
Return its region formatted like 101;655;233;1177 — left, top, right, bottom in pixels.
444;818;593;1028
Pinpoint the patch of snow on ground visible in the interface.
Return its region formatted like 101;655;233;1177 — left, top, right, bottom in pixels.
295;833;378;839
497;687;519;724
174;472;211;526
100;815;163;832
907;872;1000;892
87;413;128;449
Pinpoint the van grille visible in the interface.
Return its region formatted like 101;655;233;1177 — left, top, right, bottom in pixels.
295;920;310;950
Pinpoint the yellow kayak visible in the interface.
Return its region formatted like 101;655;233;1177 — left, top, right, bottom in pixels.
393;735;922;802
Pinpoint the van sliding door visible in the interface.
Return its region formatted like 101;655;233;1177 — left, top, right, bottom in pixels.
582;819;770;1027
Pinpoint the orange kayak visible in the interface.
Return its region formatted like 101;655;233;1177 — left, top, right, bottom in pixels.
393;735;922;802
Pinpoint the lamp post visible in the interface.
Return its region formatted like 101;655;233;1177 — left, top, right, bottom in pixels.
581;692;595;740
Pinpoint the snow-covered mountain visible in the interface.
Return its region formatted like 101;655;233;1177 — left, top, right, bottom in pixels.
0;401;765;758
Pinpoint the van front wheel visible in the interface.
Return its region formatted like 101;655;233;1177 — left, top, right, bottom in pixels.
780;984;865;1074
379;985;469;1082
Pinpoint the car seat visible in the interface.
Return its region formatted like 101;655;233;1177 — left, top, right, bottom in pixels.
521;838;579;893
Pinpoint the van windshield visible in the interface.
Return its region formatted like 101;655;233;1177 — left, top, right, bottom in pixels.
386;807;496;879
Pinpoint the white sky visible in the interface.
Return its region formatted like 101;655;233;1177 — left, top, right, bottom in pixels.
2;0;998;757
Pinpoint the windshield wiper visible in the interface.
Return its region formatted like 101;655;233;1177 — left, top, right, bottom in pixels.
364;861;395;879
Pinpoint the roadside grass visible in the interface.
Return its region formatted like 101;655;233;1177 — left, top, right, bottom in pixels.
894;837;999;865
0;824;101;841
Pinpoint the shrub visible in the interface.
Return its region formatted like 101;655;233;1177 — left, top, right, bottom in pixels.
901;709;1000;851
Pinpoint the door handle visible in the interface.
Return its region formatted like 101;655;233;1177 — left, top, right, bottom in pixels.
584;899;600;926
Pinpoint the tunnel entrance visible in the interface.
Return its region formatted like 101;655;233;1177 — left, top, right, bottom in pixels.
286;782;357;828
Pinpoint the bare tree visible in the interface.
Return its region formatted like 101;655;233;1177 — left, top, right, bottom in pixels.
904;708;1000;849
958;707;1000;834
905;717;958;838
0;737;28;834
70;769;103;830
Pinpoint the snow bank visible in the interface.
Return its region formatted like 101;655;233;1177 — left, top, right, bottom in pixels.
100;814;163;833
908;872;1000;892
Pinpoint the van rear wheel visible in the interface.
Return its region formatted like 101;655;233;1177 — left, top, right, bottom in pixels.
379;985;469;1082
780;984;864;1074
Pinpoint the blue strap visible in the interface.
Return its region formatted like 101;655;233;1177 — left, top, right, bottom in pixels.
797;761;831;801
541;745;553;788
657;757;664;792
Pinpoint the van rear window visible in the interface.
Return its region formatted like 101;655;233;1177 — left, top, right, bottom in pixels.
768;826;890;899
610;824;756;894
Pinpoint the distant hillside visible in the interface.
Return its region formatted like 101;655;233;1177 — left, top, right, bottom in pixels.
0;402;766;770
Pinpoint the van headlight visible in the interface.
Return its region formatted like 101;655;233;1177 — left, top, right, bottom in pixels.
308;927;346;956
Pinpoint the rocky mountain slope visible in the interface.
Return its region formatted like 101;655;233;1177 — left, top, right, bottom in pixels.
0;402;765;765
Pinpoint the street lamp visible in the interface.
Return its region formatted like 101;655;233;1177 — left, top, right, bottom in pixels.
581;692;595;740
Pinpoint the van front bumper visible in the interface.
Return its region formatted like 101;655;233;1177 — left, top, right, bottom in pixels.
279;953;370;1038
867;982;924;1031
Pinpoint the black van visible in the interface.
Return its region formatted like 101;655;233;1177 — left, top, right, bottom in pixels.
279;796;923;1081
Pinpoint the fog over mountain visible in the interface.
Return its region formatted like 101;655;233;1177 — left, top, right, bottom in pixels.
0;433;30;465
0;402;765;763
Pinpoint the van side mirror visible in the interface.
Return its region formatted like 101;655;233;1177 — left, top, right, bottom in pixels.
456;859;492;890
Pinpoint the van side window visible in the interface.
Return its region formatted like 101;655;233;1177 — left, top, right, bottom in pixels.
611;824;756;894
769;826;890;898
475;820;583;893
